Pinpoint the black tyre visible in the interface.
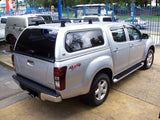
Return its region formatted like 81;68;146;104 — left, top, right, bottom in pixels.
8;36;16;52
136;25;141;29
143;49;154;69
84;73;110;106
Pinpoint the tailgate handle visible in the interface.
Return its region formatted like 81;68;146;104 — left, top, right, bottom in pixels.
27;60;34;66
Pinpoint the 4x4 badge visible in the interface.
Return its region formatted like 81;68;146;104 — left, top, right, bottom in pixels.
69;63;81;71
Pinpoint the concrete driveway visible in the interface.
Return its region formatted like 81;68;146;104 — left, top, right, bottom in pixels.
0;47;160;120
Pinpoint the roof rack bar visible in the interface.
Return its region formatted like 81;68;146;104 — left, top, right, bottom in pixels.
88;19;92;24
61;21;65;27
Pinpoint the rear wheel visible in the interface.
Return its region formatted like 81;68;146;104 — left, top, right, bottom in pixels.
83;73;110;106
143;49;154;69
7;35;16;52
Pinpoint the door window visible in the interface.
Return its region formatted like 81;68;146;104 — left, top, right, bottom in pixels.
111;28;126;42
127;27;141;41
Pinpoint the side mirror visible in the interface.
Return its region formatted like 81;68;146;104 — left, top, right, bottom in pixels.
141;33;149;39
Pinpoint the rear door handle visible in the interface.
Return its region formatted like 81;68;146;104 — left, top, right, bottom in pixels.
113;48;119;53
27;60;34;66
130;44;134;48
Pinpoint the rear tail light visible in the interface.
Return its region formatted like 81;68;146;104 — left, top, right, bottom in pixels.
11;54;16;71
54;66;67;91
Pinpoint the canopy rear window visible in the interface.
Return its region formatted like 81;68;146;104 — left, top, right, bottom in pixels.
15;28;57;62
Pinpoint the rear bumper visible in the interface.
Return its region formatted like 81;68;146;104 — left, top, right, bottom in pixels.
12;74;62;103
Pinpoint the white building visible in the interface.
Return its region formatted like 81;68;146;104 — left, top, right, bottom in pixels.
151;0;159;6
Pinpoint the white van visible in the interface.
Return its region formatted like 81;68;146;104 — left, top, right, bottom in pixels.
5;15;45;49
0;16;7;41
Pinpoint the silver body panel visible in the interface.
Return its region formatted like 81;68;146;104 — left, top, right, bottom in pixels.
13;22;155;100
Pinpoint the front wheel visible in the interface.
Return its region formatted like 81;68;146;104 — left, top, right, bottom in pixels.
84;73;110;106
143;49;154;69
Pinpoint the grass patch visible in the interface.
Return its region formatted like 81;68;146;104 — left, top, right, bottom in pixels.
119;16;131;20
141;16;159;21
119;15;160;21
63;11;74;18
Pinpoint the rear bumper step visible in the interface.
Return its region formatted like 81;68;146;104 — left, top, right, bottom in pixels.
12;74;62;103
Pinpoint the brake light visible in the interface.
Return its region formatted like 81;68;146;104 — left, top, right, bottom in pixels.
54;66;67;91
11;54;16;71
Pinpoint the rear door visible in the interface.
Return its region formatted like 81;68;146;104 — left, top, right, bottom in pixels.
125;25;145;66
109;26;130;74
14;28;57;89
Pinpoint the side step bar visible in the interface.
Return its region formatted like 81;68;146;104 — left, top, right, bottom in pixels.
113;62;144;83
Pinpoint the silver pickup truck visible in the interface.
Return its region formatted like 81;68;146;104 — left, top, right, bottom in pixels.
12;22;155;106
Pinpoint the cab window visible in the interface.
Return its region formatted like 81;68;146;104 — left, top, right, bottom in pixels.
111;28;126;42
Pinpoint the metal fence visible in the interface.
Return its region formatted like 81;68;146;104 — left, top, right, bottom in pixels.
0;4;159;45
67;4;160;46
115;5;160;46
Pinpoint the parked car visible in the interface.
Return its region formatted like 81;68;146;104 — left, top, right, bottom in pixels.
51;13;68;23
0;16;7;41
36;14;53;24
124;17;149;29
5;15;45;50
12;22;155;106
81;15;115;22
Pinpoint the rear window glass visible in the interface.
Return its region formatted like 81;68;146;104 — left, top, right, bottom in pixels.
1;18;7;24
28;17;45;26
65;29;104;52
41;16;52;24
15;29;57;62
103;17;112;22
84;17;99;22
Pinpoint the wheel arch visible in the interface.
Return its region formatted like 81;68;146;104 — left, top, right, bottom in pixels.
6;34;16;44
82;55;114;94
93;68;113;83
89;67;113;93
144;44;155;61
149;45;155;53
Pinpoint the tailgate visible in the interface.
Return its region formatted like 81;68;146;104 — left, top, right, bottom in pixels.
13;28;58;90
14;53;55;89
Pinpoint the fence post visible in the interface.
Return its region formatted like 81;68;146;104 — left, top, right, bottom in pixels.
158;7;160;45
158;7;160;35
84;6;86;16
67;6;69;19
132;4;135;25
112;6;114;22
106;5;108;15
74;7;77;18
98;6;101;15
150;7;152;33
58;0;62;19
140;7;141;17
